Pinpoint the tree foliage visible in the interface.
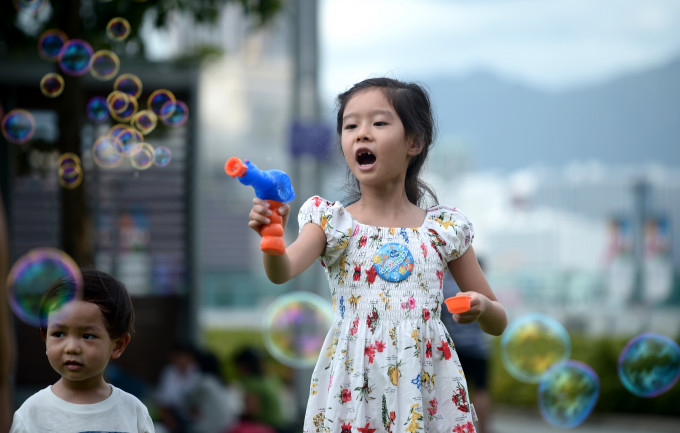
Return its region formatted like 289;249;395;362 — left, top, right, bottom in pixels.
0;0;283;60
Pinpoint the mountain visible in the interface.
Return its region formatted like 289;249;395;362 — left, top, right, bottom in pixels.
426;56;680;171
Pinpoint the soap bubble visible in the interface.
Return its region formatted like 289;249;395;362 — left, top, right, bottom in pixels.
90;50;120;81
262;291;333;368
160;100;189;127
153;146;172;167
500;313;571;383
131;110;158;135
114;73;143;99
92;136;124;168
148;89;176;120
39;72;65;98
7;248;83;327
106;17;131;41
618;332;680;398
130;142;155;170
2;109;35;144
58;39;93;76
86;96;109;123
538;360;600;429
57;153;83;189
37;29;68;61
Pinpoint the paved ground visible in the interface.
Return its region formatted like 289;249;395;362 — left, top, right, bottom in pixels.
490;407;679;433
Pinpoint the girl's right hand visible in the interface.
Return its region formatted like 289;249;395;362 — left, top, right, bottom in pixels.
248;197;290;236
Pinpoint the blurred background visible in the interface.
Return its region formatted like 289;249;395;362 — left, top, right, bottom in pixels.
1;0;679;432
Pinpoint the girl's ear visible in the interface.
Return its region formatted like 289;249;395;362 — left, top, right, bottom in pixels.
407;136;424;156
111;333;131;359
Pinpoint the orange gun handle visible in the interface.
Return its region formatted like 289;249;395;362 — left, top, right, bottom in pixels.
260;200;286;255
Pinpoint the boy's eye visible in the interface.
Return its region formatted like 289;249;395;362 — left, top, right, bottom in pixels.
343;124;357;130
82;334;96;340
52;331;65;338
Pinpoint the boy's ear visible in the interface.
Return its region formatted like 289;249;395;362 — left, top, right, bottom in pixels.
39;328;47;341
111;333;131;359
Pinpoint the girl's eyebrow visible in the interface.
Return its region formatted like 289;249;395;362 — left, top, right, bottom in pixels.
342;109;395;122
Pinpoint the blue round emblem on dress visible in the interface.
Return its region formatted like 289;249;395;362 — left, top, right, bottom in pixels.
372;243;414;282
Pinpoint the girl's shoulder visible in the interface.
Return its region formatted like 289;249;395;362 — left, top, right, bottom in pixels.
424;204;473;229
298;195;352;232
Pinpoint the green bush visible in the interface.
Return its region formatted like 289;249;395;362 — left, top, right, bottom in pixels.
489;333;680;416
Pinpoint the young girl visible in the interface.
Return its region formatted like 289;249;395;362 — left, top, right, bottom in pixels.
248;77;507;433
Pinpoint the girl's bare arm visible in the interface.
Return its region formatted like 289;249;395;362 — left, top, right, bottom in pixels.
447;246;508;336
249;198;326;284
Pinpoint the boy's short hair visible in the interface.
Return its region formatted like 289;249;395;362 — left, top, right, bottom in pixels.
39;269;135;339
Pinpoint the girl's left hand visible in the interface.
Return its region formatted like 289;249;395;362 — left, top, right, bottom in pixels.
452;291;488;324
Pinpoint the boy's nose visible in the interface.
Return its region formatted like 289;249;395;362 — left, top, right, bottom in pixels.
64;338;81;353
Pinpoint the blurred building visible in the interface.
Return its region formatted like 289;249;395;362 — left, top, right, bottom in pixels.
431;159;680;337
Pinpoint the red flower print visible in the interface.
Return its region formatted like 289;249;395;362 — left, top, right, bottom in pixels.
453;425;465;433
437;340;452;360
427;397;438;416
365;344;376;363
366;309;379;333
420;242;428;258
465;421;475;432
353;265;361;281
357;423;376;433
426;340;433;358
359;235;367;247
341;388;352;403
436;269;445;289
350;317;359;335
352;225;360;237
365;266;377;285
390;411;396;422
341;423;352;433
375;340;386;352
312;196;323;207
422;308;431;321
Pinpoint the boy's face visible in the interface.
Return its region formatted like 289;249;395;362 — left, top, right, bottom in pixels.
43;300;129;389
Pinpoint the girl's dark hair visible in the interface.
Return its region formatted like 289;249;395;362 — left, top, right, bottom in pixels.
39;269;135;339
336;77;438;207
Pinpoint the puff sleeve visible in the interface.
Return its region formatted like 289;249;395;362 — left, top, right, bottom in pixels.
424;205;475;262
297;196;354;266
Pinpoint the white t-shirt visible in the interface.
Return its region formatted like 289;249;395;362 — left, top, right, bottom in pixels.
10;385;155;433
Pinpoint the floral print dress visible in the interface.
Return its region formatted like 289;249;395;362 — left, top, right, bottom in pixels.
298;196;477;433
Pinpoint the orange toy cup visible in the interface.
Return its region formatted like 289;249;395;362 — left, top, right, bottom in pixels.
444;296;471;314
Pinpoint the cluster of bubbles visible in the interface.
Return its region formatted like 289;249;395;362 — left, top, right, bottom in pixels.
262;292;333;368
500;313;680;428
2;5;189;188
6;247;83;328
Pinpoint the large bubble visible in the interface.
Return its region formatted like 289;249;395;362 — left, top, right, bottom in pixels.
618;332;680;398
7;248;83;327
262;292;333;368
538;360;600;429
500;313;571;383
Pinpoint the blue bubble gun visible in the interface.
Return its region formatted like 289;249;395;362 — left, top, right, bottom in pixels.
225;157;295;255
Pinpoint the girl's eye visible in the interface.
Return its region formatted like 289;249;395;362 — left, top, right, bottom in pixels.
343;124;357;130
82;334;96;340
374;121;387;126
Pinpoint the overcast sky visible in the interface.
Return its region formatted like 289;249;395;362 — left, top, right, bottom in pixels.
319;0;680;100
